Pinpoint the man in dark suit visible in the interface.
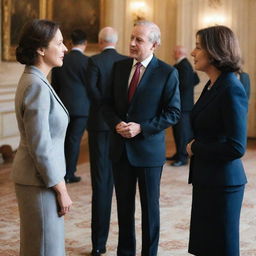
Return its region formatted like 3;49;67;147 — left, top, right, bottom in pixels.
103;20;180;256
86;27;127;256
236;71;250;100
167;46;199;167
51;29;89;183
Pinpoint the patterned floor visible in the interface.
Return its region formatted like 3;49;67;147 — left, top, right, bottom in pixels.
0;141;255;256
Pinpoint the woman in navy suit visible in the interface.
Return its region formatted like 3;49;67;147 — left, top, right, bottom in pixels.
187;26;248;256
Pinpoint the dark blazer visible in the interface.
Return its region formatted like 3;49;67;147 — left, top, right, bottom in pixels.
189;72;248;186
239;72;250;100
174;58;199;111
103;56;181;167
86;48;127;130
51;49;90;116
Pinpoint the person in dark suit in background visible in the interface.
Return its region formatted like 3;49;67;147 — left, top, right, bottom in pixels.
187;25;248;256
86;27;127;256
236;70;250;100
167;45;199;167
103;20;180;256
51;29;89;183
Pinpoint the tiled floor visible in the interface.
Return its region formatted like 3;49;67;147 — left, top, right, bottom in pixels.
0;138;255;255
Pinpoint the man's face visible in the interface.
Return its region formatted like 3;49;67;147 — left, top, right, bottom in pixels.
129;25;156;62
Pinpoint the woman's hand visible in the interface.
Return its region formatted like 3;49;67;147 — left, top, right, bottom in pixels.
186;139;195;157
53;181;72;217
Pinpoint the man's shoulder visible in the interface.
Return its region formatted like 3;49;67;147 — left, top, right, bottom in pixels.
240;72;250;80
64;50;88;62
91;49;126;61
115;52;128;61
114;57;133;69
116;56;132;63
175;58;193;72
155;58;176;73
179;58;193;68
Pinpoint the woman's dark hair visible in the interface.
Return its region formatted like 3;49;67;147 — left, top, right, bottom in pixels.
197;25;241;72
16;19;59;65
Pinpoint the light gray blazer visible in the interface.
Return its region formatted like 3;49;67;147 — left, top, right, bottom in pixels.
12;66;69;188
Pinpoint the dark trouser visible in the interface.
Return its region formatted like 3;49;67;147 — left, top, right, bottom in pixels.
88;131;113;252
64;116;87;179
172;111;192;162
113;152;162;256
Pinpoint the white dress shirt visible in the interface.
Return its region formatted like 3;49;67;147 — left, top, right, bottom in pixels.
128;54;153;87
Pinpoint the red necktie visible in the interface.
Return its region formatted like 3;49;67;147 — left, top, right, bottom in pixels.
128;62;142;102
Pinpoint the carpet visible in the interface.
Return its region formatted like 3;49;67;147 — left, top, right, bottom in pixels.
0;147;255;255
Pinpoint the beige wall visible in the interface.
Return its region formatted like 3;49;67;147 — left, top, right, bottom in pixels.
0;0;23;148
247;0;256;138
102;0;177;64
0;0;255;149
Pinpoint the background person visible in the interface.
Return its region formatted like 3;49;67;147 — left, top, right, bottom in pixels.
168;45;199;167
13;19;72;256
236;69;250;100
187;25;248;256
86;27;127;256
103;20;180;256
52;29;90;183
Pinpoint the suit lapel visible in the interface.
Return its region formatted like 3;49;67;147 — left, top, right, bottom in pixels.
191;72;229;120
44;79;70;117
121;59;133;109
128;56;159;106
27;66;69;117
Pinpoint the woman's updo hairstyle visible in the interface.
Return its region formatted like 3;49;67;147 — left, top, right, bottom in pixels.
16;19;59;65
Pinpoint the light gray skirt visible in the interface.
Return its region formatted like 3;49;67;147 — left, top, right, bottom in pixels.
15;184;65;256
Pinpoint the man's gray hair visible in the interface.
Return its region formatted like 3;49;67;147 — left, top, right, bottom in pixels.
98;27;118;44
134;20;161;45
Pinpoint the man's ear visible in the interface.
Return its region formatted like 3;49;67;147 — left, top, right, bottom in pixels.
37;48;45;56
151;42;158;51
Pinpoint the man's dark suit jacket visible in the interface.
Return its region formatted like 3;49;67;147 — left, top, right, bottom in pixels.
189;72;248;186
51;49;89;117
103;56;181;167
239;72;250;100
86;48;127;130
174;58;199;111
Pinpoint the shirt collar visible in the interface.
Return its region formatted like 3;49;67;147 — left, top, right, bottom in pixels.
103;46;115;50
133;54;153;68
71;47;84;54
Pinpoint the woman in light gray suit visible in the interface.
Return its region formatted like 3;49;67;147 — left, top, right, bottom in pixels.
12;19;72;256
